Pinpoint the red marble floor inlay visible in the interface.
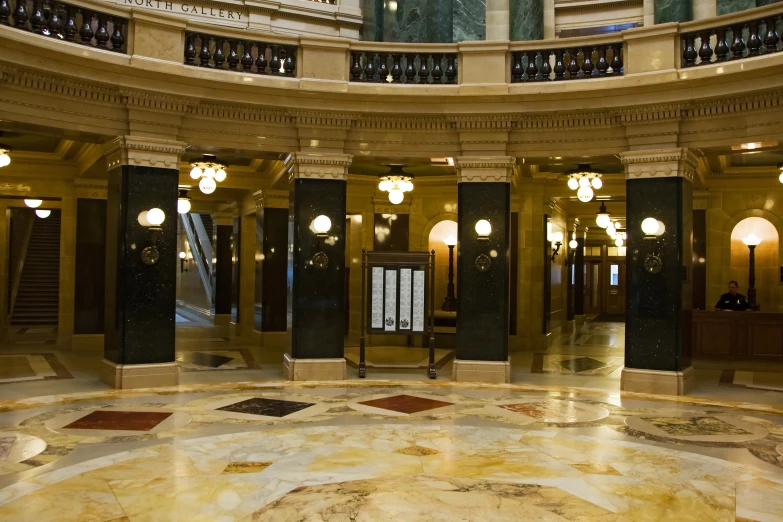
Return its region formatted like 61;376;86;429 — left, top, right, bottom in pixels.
358;394;453;414
63;411;173;431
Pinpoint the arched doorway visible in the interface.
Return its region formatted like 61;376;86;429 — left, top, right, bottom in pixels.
730;217;780;312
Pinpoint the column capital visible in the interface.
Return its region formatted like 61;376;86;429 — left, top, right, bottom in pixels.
286;152;352;181
212;213;234;226
620;148;699;182
253;189;289;209
103;136;187;170
454;156;516;183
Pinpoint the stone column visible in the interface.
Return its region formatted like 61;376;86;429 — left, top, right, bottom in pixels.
57;191;77;351
485;0;509;40
453;156;514;383
212;213;234;326
654;0;692;23
620;148;696;396
101;136;185;389
238;211;256;335
510;0;543;41
693;0;716;19
284;152;352;381
573;236;585;321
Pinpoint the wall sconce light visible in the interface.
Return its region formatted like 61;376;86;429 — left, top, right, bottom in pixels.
0;144;11;168
311;215;331;269
474;219;492;272
35;209;51;219
179;251;188;273
177;189;192;214
549;231;564;262
138;208;165;265
778;162;783;183
641;217;665;273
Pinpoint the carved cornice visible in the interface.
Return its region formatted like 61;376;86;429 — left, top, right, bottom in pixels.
287;152;352;181
455;156;516;183
613;104;687;125
709;167;780;179
103;136;187;169
620;148;699;182
254;189;289;208
291;111;359;130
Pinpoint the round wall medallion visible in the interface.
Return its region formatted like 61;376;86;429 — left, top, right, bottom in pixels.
475;253;491;272
312;251;329;269
644;254;662;274
141;246;160;265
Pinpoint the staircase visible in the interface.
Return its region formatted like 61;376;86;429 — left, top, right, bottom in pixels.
11;211;60;326
199;213;215;247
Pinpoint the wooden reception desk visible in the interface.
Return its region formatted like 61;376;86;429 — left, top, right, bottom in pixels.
692;310;783;360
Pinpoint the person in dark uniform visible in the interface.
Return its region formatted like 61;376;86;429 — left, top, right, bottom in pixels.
715;281;750;311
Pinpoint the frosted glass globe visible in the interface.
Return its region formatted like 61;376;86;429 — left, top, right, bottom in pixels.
199;177;216;194
203;167;215;179
146;208;165;226
596;213;610;228
190;167;202;179
579;176;590;188
569;239;578;249
24;199;42;208
215;169;227;182
615;237;624;247
388;189;404;205
177;198;191;214
313;215;332;234
641;217;660;235
591;177;602;189
35;209;51;219
475;219;492;237
0;153;10;167
577;186;593;202
567;178;579;190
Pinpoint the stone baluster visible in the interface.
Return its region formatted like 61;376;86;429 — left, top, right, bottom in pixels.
227;40;239;70
349;52;362;81
567;49;580;79
404;54;416;84
445;55;456;84
270;45;281;75
539;51;552;81
682;34;698;66
364;53;376;82
698;31;713;64
110;17;124;51
212;38;225;69
581;47;594;78
63;5;76;40
764;18;779;53
596;47;609;76
379;53;390;83
731;25;746;59
553;50;566;80
610;44;623;75
525;51;537;81
747;20;762;56
283;47;296;76
417;54;429;84
13;0;28;29
30;0;44;33
390;54;402;83
198;34;212;67
184;33;196;65
78;9;93;43
0;0;10;25
715;29;730;61
47;3;63;36
241;41;253;71
95;14;110;48
511;53;523;83
256;43;268;74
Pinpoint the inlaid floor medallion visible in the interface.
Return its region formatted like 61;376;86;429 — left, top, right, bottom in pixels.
357;394;454;415
217;397;315;418
485;399;610;424
625;414;769;442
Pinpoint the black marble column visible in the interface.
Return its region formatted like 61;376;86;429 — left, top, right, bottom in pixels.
256;206;288;331
285;153;351;380
622;149;695;395
214;223;233;317
454;157;514;381
573;237;585;316
104;165;178;366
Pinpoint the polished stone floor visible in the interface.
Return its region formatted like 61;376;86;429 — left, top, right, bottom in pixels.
0;320;781;520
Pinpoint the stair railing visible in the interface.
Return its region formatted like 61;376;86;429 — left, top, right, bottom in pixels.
180;213;213;305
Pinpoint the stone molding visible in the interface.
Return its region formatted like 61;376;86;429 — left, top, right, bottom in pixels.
286;152;352;181
212;212;234;226
620;148;699;182
254;189;289;209
455;156;516;183
103;136;187;170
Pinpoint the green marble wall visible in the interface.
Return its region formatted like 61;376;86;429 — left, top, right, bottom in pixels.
394;0;453;42
510;0;543;41
755;0;782;6
654;0;692;23
717;0;755;14
453;0;485;42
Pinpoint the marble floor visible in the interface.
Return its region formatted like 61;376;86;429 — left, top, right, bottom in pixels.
0;381;781;520
0;320;781;519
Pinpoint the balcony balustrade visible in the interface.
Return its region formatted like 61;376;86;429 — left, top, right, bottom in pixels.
510;43;623;82
681;12;782;66
349;51;458;84
0;0;126;52
185;32;297;76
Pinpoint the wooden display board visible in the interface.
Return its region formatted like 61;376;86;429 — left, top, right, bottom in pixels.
360;251;436;378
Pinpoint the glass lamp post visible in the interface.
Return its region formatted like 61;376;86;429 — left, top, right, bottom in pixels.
441;234;457;311
742;234;762;310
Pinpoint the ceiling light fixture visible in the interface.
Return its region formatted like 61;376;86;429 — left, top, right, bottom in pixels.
24;199;42;208
35;209;51;219
565;164;602;203
595;202;611;228
177;189;192;214
0;144;10;168
378;165;414;205
189;154;227;195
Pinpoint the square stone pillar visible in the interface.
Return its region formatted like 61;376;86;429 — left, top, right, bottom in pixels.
621;148;697;396
284;153;352;381
453;156;515;383
212;213;234;326
255;190;289;349
101;136;186;389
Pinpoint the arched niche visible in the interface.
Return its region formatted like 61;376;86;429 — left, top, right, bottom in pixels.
428;219;458;310
729;216;780;311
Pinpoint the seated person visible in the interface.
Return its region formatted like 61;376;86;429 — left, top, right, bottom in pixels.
715;281;750;311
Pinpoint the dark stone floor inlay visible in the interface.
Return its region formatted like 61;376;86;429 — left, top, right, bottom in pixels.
359;394;453;414
558;357;609;373
64;411;173;431
217;397;315;417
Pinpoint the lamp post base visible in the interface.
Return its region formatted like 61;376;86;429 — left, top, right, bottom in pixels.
441;296;457;312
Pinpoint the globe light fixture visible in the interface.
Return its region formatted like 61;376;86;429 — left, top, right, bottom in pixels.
778;162;783;183
177;189;192;214
641;217;663;236
24;199;42;208
377;165;414;205
35;209;51;219
179;251;186;259
595;202;611;228
443;234;457;246
742;233;762;246
569;239;578;249
189;154;228;194
139;208;166;265
742;234;762;309
565;164;603;203
475;219;492;239
313;215;332;235
146;208;165;226
615;237;624;247
311;215;332;269
0;145;11;168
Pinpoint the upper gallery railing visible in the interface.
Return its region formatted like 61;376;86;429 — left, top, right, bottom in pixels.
510;40;623;82
349;49;458;84
681;8;782;66
0;0;127;52
185;32;297;76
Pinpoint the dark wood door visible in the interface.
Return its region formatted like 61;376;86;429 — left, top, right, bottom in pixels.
605;261;625;315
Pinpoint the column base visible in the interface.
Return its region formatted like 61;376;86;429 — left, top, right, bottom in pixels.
621;366;695;396
100;359;179;389
72;334;104;352
574;315;586;325
213;314;231;326
283;354;346;381
262;332;287;350
452;359;511;383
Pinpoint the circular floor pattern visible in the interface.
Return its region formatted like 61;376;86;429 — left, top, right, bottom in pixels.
484;399;610;425
624;413;770;443
0;432;46;465
45;406;191;437
347;392;462;417
0;424;781;521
